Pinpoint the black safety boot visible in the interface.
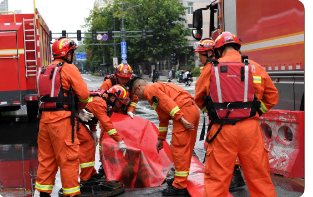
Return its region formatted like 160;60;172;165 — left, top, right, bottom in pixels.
40;192;51;197
166;178;174;186
229;165;246;190
98;165;105;177
162;185;188;196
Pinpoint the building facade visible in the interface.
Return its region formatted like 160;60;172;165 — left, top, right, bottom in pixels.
94;0;113;8
0;0;8;12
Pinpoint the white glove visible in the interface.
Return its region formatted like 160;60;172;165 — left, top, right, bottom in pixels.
118;140;127;156
127;111;134;119
78;109;94;122
91;131;99;147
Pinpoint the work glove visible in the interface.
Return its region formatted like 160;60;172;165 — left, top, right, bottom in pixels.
127;111;134;119
117;140;127;156
91;131;99;147
78;109;94;122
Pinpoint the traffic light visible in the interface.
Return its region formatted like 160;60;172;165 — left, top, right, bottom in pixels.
92;30;97;40
142;28;146;39
171;53;177;65
62;30;66;37
108;30;113;40
49;31;52;41
77;30;81;41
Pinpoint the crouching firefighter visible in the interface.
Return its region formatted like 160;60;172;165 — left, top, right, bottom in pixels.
34;37;92;197
81;85;130;178
202;31;278;197
98;63;137;175
194;38;245;190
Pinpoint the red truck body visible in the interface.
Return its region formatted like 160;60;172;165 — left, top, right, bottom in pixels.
0;9;51;118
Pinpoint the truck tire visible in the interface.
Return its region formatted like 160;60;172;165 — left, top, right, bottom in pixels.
27;101;38;120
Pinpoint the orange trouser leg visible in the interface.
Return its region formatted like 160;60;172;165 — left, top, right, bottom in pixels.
35;121;58;194
171;103;200;189
77;123;97;181
203;119;276;197
36;118;81;196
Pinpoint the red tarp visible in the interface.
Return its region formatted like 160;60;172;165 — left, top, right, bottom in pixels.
187;156;234;197
102;113;174;188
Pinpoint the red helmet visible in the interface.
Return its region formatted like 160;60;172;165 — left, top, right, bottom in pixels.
214;32;241;49
116;63;132;78
107;85;130;105
194;38;215;52
52;37;78;58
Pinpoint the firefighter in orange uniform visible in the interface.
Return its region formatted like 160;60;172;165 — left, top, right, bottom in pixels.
98;63;137;175
78;85;129;183
194;38;245;189
130;78;200;196
202;32;278;197
35;37;91;197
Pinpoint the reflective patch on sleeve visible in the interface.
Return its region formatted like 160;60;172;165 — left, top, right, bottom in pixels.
88;96;94;102
80;161;95;168
170;106;180;118
130;102;137;107
175;170;189;177
79;97;89;103
253;76;261;83
35;182;54;192
107;128;117;135
99;145;102;151
260;100;269;113
62;185;80;195
159;127;168;132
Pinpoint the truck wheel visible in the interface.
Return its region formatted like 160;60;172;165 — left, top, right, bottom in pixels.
27;101;38;120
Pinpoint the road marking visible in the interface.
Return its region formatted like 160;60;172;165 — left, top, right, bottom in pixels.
83;77;92;81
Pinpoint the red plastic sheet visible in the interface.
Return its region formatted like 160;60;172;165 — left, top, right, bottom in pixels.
187;156;234;197
101;113;174;188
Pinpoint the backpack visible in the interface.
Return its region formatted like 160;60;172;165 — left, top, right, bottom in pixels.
202;56;260;143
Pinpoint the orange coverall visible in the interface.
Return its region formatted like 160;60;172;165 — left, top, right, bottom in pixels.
143;82;200;189
86;96;123;163
203;50;278;197
35;60;89;196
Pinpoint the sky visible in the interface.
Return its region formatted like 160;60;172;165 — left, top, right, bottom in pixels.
6;0;95;35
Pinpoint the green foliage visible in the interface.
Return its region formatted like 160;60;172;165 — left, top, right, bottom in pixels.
83;0;190;71
191;66;200;76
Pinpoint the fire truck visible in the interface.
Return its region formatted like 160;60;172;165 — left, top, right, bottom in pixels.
192;0;304;178
0;8;51;119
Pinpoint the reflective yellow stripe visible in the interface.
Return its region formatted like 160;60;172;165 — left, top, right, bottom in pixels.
152;103;157;110
259;100;269;113
99;146;102;151
175;170;189;177
79;97;89;103
253;76;261;83
130;102;137;107
35;182;54;191
170;106;180;118
107;129;117;135
202;106;208;113
59;38;67;49
159;127;168;132
88;96;94;102
80;161;95;168
62;185;80;194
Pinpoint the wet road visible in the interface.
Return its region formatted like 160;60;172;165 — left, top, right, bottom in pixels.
0;74;304;197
